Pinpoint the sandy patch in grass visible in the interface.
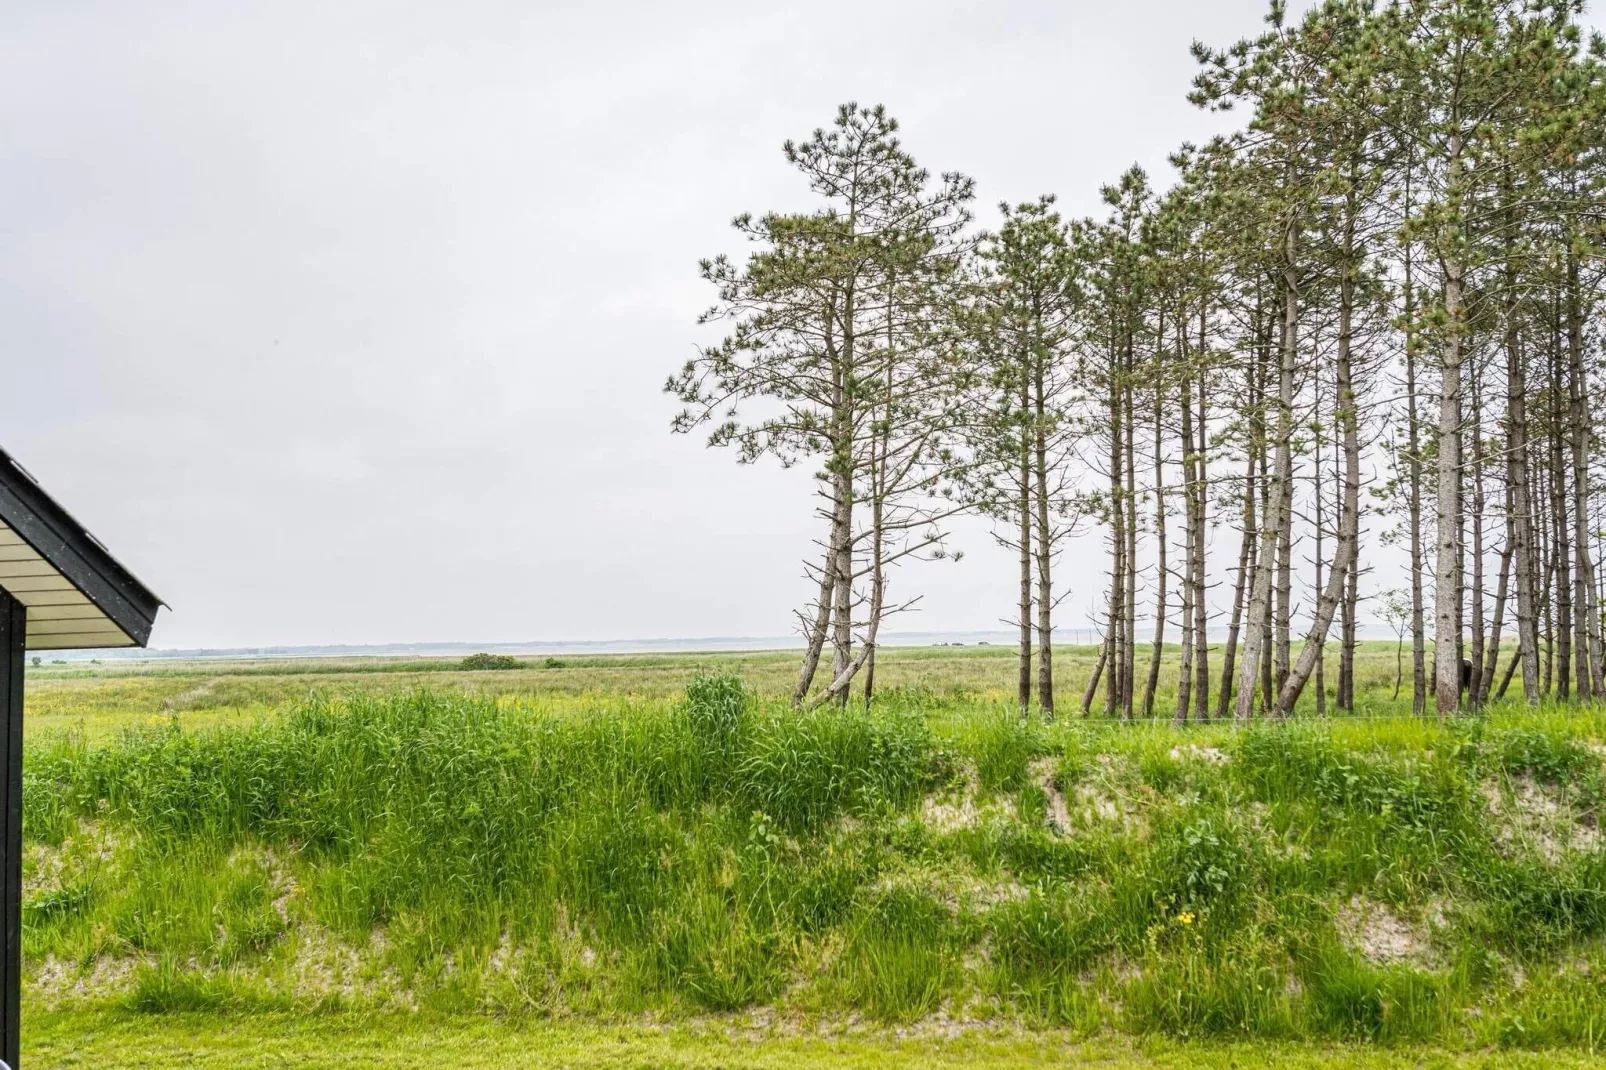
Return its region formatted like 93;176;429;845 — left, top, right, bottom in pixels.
1031;758;1072;834
1169;744;1229;765
1334;896;1436;968
920;767;1010;834
287;923;416;1009
30;954;141;1007
24;821;127;898
1482;775;1602;863
874;861;1029;914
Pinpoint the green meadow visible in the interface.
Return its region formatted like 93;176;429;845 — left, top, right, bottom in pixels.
19;644;1606;1067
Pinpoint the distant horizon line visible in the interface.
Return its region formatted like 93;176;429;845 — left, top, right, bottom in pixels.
36;626;1394;662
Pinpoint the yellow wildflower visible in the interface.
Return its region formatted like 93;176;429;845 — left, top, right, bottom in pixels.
1176;911;1195;926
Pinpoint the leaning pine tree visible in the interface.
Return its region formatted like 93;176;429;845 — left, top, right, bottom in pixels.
668;103;972;707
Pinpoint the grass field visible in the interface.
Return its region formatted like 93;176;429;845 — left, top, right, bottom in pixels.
19;643;1606;1067
30;1010;1606;1068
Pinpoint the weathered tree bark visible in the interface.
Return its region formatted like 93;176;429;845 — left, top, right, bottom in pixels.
1331;412;1347;710
1435;222;1466;717
1274;225;1358;719
1176;334;1195;725
1238;249;1297;720
1082;636;1108;717
1105;332;1125;717
1143;363;1168;719
1313;388;1328;720
1217;469;1255;720
1217;316;1261;720
820;281;860;705
1469;364;1487;710
1033;346;1056;717
792;542;838;706
1550;318;1573;700
1340;506;1359;711
1496;644;1522;701
1404;243;1428;716
1274;461;1293;697
809;559;884;710
1540;473;1555;696
1565;246;1601;698
1018;378;1033;713
1506;257;1542;705
1192;347;1210;723
1479;541;1513;704
1122;338;1139;720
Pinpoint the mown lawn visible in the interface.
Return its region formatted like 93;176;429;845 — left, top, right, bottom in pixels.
28;1011;1604;1069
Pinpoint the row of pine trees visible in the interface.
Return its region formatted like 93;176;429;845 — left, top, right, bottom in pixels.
668;0;1606;719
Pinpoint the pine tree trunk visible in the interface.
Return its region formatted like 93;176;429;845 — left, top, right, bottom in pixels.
793;540;837;707
1507;270;1542;705
1535;478;1548;697
1217;327;1260;721
1435;237;1466;718
1469;370;1487;710
1144;376;1167;719
1314;405;1327;720
1274;230;1358;718
1340;512;1358;710
1404;237;1428;716
1497;644;1521;701
1273;283;1293;695
1033;348;1056;717
1082;637;1108;717
1566;246;1601;698
1018;391;1033;714
1550;317;1573;700
1176;346;1195;725
830;298;856;703
1238;253;1296;720
1331;413;1346;711
1123;346;1139;721
1192;355;1211;722
1480;540;1513;704
1105;336;1125;717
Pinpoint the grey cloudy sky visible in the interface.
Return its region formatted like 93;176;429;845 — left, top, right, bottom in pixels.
5;2;1599;649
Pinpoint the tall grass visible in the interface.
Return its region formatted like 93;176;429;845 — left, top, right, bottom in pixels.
20;674;1606;1049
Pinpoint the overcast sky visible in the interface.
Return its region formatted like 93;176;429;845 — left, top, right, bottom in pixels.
4;2;1600;649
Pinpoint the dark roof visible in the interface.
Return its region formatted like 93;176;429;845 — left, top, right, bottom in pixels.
0;447;164;649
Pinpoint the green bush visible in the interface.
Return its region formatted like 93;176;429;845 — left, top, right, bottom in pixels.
459;653;521;671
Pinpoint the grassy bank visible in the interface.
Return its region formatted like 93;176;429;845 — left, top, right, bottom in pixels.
20;664;1606;1052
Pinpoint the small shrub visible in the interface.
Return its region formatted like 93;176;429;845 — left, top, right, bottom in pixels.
989;885;1112;980
739;705;930;832
961;709;1041;794
459;653;521;671
682;672;748;760
1144;813;1253;918
1493;726;1599;785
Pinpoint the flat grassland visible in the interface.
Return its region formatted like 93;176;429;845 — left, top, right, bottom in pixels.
20;644;1606;1067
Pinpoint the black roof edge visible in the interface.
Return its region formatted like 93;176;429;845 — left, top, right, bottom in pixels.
0;447;165;648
